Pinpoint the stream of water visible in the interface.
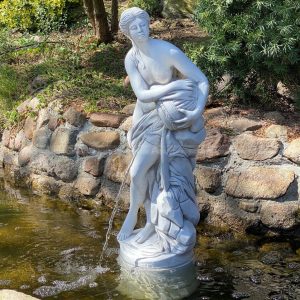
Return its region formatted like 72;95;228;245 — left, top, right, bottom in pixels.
0;178;300;300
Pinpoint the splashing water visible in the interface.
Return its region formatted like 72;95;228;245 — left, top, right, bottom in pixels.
99;151;137;265
33;148;138;298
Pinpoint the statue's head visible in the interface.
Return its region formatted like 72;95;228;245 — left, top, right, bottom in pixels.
119;7;150;42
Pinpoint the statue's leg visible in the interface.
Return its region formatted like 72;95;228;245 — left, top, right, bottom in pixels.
135;198;155;244
117;141;159;241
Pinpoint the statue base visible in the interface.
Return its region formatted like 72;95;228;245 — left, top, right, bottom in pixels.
118;229;194;269
117;247;199;299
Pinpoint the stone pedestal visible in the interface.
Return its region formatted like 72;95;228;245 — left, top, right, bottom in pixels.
117;256;198;299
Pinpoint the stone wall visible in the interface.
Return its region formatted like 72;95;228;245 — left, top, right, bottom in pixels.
0;98;299;235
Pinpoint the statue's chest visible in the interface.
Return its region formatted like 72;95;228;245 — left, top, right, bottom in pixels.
138;56;173;85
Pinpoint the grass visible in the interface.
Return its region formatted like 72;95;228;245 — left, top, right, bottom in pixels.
0;26;135;129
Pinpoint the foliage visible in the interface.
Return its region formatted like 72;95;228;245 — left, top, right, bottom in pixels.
162;0;196;18
190;0;300;106
128;0;162;16
0;0;81;33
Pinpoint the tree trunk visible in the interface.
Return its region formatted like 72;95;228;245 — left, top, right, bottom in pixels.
111;0;118;34
83;0;96;34
83;0;113;43
92;0;112;43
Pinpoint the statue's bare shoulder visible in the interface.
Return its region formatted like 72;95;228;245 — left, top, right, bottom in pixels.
151;39;185;61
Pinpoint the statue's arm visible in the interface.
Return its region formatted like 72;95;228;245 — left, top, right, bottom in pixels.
125;54;193;103
169;46;209;113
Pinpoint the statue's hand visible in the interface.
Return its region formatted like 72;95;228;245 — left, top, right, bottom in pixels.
174;106;202;129
171;79;196;91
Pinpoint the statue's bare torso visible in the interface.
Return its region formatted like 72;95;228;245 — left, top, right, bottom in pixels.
126;39;176;123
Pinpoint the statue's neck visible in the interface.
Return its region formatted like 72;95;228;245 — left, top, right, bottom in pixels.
131;38;151;56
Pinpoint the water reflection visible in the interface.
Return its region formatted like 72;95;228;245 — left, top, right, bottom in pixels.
117;260;199;299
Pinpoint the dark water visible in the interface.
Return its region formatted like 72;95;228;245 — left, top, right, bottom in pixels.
0;178;300;300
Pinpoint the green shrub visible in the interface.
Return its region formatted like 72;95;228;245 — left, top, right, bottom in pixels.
0;0;80;33
191;0;300;106
128;0;163;16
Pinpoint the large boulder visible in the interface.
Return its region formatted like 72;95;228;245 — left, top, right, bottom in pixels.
52;156;78;182
30;152;78;182
196;191;258;232
119;116;133;132
89;113;126;128
283;138;300;164
97;178;130;210
63;107;86;127
233;133;280;161
83;156;105;177
225;167;295;199
36;108;51;129
18;145;38;167
196;129;230;161
32;127;52;149
194;166;222;193
0;290;39;300
30;152;55;175
260;201;299;229
264;125;288;139
104;152;132;185
229;117;262;133
50;126;78;156
24;116;36;140
75;173;100;196
14;130;27;151
31;174;60;196
80;131;120;150
121;103;135;115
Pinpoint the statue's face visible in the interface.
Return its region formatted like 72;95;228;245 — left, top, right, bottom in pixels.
128;17;149;42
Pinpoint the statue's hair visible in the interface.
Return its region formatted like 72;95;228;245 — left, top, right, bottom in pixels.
119;7;150;37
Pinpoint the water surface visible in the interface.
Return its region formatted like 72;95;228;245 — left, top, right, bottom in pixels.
0;178;300;299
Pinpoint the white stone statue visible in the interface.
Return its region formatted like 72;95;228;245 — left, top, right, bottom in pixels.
117;7;208;269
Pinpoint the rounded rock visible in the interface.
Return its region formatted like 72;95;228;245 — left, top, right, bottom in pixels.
283;138;300;164
80;131;120;150
121;103;136;115
196;129;230;161
104;152;132;184
265;125;288;139
194;166;221;193
89;113;126;128
225;167;295;199
233;133;280;161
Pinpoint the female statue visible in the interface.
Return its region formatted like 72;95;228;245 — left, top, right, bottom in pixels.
118;7;208;256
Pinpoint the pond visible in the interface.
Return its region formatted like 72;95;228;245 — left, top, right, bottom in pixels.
0;177;300;300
